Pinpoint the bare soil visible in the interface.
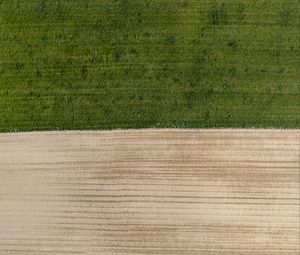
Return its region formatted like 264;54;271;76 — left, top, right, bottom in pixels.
0;129;299;254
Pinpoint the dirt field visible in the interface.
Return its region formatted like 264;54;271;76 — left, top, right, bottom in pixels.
0;129;299;254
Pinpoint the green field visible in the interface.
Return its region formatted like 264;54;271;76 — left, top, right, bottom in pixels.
0;0;299;131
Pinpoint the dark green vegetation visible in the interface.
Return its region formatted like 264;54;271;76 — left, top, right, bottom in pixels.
0;0;299;131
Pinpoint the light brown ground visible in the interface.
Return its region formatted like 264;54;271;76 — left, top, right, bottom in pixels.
0;129;299;254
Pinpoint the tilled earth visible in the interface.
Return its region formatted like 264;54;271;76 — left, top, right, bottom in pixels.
0;129;299;254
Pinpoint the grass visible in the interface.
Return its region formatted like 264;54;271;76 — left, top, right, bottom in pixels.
0;0;299;132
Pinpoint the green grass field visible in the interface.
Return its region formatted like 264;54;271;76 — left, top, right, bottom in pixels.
0;0;299;131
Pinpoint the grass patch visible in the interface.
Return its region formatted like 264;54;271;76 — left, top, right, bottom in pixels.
0;0;299;132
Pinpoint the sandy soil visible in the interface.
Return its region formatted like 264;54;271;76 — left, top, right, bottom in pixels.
0;129;299;254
